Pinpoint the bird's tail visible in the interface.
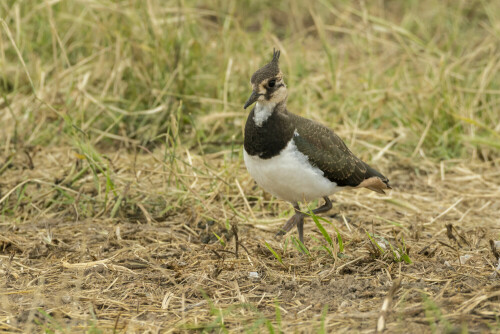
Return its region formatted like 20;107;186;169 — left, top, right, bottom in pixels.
357;164;391;194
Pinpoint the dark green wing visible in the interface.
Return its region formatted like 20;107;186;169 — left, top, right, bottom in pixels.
291;114;388;187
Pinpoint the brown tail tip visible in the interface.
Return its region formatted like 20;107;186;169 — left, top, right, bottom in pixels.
357;177;391;194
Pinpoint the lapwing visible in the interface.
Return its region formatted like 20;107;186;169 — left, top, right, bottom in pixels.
243;49;391;244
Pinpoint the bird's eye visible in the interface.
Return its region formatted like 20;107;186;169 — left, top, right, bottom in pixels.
268;79;276;88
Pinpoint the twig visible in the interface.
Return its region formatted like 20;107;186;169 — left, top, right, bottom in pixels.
376;277;402;332
232;223;239;259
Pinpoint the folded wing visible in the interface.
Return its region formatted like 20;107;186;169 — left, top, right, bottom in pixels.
291;114;390;192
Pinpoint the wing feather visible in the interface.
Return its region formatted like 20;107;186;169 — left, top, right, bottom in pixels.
290;114;388;188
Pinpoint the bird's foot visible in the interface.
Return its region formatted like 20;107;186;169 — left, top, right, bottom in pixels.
275;212;304;238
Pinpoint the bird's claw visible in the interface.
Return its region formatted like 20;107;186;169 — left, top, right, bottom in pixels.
275;213;303;238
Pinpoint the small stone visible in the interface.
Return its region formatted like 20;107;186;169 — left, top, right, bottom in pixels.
61;295;72;304
340;300;351;308
248;272;259;279
459;254;472;265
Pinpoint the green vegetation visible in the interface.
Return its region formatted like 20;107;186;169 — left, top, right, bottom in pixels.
2;1;499;160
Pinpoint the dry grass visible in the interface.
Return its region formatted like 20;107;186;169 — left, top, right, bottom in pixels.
1;0;500;332
1;148;499;332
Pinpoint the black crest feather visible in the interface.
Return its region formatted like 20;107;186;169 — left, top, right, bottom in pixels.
272;48;280;62
250;48;281;84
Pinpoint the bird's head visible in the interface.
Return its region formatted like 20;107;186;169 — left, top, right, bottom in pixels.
243;49;287;109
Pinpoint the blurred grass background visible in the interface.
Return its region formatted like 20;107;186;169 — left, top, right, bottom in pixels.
2;0;499;160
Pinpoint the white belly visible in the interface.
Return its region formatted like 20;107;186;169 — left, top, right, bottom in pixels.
244;139;340;203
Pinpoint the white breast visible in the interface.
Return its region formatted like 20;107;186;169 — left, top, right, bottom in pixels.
244;138;341;203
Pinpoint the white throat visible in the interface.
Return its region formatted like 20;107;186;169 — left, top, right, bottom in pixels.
253;102;275;127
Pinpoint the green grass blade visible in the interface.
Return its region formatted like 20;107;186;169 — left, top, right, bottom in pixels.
291;236;311;256
365;230;384;254
213;232;226;247
333;227;344;253
264;242;283;265
274;301;282;332
310;210;334;249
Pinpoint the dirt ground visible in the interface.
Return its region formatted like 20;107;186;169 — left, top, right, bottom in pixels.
1;146;500;333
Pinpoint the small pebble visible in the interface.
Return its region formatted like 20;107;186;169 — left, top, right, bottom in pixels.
459;254;472;265
248;272;259;279
61;295;72;304
340;300;351;308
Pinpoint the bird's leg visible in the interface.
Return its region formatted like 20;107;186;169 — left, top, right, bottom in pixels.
297;197;333;244
311;196;333;215
275;203;304;237
296;216;305;245
276;197;333;243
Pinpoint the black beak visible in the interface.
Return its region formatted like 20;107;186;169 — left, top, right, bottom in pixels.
243;91;260;109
